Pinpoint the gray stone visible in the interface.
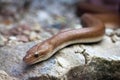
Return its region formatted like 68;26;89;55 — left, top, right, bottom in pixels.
0;34;7;46
0;29;120;80
0;70;18;80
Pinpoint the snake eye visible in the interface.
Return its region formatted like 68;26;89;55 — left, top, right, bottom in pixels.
34;52;39;58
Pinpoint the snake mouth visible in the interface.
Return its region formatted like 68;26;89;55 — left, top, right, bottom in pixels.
23;54;45;65
23;58;38;65
23;56;35;65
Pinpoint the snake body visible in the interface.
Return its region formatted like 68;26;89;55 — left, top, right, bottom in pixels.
23;3;120;65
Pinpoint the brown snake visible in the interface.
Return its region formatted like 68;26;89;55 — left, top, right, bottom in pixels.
23;3;120;65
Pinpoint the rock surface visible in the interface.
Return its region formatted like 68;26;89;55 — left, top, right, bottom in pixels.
0;29;120;80
0;70;18;80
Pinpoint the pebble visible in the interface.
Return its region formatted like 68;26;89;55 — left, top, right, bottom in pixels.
17;35;29;42
0;34;7;46
111;35;120;43
56;16;66;23
105;28;114;36
3;19;13;25
29;31;38;41
9;24;31;35
115;29;120;36
9;36;17;41
74;24;82;29
0;70;18;80
37;10;53;25
31;23;42;32
52;23;62;29
40;32;52;40
7;40;23;46
23;30;30;36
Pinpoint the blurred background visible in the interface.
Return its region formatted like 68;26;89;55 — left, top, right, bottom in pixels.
0;0;119;46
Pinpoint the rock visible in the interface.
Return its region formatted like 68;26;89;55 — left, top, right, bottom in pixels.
0;24;14;36
7;39;23;46
9;24;31;35
0;34;7;46
74;24;82;29
37;10;53;26
66;58;120;80
0;70;18;80
23;30;30;36
0;31;120;80
31;23;42;32
115;29;120;36
111;35;120;43
2;19;13;25
105;28;114;36
40;32;52;40
17;35;29;42
29;31;39;41
9;36;17;41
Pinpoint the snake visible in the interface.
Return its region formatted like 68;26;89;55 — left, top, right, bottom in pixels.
23;2;120;65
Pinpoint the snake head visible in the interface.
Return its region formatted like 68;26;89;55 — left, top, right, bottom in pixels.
23;42;52;65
